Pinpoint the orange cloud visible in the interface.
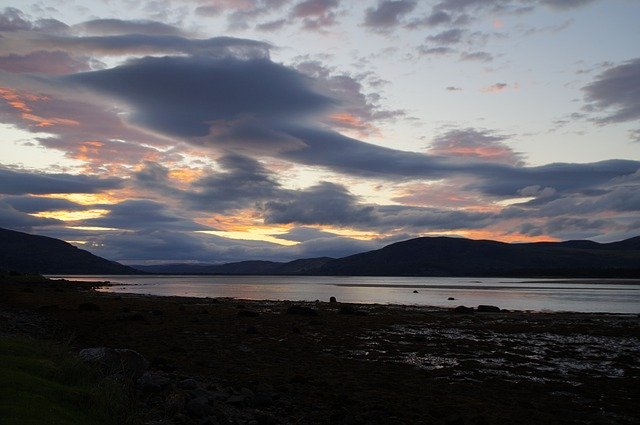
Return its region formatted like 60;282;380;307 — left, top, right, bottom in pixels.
328;112;379;136
0;87;79;128
480;83;508;93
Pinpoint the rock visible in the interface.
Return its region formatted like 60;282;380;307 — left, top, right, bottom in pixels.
477;305;501;313
339;305;368;316
186;396;214;418
413;290;419;293
165;392;187;415
286;305;318;316
179;378;200;390
137;372;170;392
453;306;475;314
237;310;259;318
448;297;455;300
329;296;337;303
78;302;100;312
78;347;149;378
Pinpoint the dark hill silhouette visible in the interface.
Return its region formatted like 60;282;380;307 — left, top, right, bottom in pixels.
134;236;640;277
315;236;640;277
3;227;638;277
0;227;138;275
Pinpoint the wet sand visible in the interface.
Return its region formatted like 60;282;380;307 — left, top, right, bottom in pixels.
1;278;638;424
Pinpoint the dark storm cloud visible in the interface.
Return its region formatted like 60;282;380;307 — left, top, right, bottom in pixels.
363;1;417;30
134;155;286;213
41;34;271;58
0;200;60;231
468;160;640;197
73;19;185;36
264;182;375;225
0;167;123;195
79;228;290;263
186;155;286;211
81;200;211;231
262;180;493;230
66;56;331;137
2;195;86;213
582;58;640;124
275;226;340;242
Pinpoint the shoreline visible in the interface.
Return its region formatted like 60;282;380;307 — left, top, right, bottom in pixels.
2;278;639;424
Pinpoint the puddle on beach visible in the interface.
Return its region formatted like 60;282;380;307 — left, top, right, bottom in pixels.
326;321;640;383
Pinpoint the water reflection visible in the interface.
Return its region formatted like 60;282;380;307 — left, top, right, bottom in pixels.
49;275;640;314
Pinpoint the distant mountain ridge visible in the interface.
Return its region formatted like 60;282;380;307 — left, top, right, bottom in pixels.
0;227;138;275
134;236;640;277
2;226;639;277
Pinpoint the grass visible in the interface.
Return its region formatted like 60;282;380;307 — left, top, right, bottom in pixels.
0;336;140;425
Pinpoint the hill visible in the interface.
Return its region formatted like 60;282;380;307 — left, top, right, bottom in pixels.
0;227;138;275
316;236;640;277
133;236;640;277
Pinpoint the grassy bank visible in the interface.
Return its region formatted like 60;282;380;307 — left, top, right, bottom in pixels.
0;337;138;425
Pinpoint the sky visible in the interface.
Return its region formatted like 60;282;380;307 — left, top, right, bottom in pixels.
0;0;639;265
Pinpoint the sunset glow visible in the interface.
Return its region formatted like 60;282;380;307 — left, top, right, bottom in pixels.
0;0;638;264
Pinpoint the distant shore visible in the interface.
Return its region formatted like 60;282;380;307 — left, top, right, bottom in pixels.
1;277;639;424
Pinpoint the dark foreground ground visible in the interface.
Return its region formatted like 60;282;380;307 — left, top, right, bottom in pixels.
1;278;638;424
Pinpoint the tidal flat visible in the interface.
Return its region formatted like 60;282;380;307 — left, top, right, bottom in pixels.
1;278;638;424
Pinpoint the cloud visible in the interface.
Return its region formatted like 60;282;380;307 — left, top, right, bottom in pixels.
540;0;596;10
426;29;464;45
2;195;86;213
39;34;271;58
264;181;375;225
582;58;640;124
66;56;331;137
0;7;32;32
0;167;122;195
290;0;340;30
295;59;405;134
80;199;211;232
480;82;508;93
0;200;61;231
428;128;523;166
72;19;185;36
363;1;417;31
419;46;456;56
0;51;91;75
406;10;452;29
459;51;493;62
186;155;286;211
256;18;287;31
467;159;640;197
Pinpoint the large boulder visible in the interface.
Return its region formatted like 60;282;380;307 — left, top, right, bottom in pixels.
78;347;149;378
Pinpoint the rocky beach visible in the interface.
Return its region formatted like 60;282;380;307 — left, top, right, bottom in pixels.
1;277;638;425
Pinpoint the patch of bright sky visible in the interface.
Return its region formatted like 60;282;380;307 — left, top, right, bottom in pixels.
0;123;82;170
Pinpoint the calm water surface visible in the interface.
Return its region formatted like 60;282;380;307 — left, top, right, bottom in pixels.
50;275;640;314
